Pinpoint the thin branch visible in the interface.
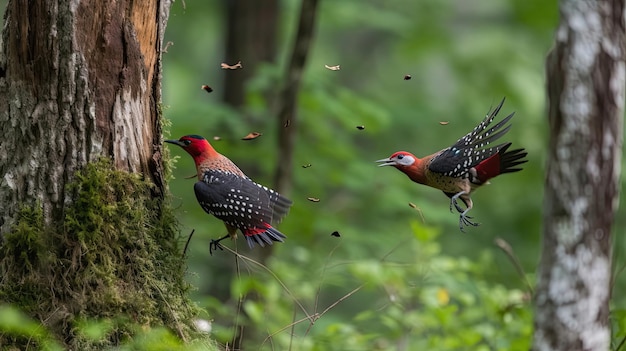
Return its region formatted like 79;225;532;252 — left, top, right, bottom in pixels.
494;237;534;295
219;245;314;322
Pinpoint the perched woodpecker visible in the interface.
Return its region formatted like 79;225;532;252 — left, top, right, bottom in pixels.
165;135;292;252
376;98;527;231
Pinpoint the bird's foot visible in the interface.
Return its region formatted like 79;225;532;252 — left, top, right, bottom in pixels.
449;191;467;213
458;213;480;233
209;234;229;255
449;198;465;213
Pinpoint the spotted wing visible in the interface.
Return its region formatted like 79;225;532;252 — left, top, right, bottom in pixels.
428;98;514;178
193;170;292;231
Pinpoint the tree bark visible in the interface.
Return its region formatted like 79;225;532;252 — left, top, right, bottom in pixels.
0;0;170;236
533;0;624;350
0;0;200;348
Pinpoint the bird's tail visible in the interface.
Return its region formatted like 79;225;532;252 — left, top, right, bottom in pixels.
244;223;287;249
497;142;528;174
473;142;528;183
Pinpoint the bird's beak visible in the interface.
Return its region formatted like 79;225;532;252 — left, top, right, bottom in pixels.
164;139;184;147
375;158;396;167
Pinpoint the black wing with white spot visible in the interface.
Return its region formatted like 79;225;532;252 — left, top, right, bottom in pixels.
193;170;292;231
428;98;515;178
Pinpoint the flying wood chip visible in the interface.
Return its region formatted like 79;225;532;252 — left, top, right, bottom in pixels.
221;61;243;70
213;136;221;141
284;119;291;128
356;125;365;130
408;202;417;209
439;121;449;125
201;85;213;93
331;231;341;237
404;74;412;80
307;197;320;202
241;132;262;140
324;64;341;71
302;164;312;168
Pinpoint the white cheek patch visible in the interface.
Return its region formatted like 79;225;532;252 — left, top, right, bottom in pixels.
397;156;415;166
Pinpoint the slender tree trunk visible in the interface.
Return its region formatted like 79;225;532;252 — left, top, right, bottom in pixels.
533;0;624;350
274;0;318;197
0;1;200;348
222;0;279;112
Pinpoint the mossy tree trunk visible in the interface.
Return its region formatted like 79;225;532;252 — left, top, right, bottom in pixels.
533;0;624;350
0;0;201;349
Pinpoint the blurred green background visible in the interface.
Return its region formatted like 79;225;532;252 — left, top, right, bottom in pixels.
161;0;626;349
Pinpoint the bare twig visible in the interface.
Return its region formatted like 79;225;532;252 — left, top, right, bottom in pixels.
219;245;313;321
182;229;195;258
494;237;533;295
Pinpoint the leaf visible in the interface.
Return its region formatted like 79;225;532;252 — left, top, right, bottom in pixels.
241;132;262;140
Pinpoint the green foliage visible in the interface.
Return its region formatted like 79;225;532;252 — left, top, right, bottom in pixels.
203;222;532;350
0;159;209;350
161;0;626;349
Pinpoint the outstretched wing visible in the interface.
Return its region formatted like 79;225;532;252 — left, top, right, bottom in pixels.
428;98;515;178
194;170;292;231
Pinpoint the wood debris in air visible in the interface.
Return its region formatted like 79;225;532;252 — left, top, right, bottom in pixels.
439;121;449;125
201;85;213;93
324;64;341;71
302;164;312;168
221;61;243;70
356;125;365;130
241;132;262;140
307;197;320;202
404;74;412;80
331;231;341;237
213;136;221;141
162;41;174;53
284;119;291;128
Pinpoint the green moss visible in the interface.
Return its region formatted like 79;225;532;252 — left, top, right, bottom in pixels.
0;158;210;350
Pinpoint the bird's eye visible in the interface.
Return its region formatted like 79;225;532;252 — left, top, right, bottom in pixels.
397;154;404;160
183;139;192;146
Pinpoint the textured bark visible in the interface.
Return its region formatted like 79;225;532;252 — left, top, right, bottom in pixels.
0;0;171;236
533;0;624;350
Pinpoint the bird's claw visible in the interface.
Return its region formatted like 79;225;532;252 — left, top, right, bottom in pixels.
449;198;464;213
209;239;225;255
459;214;480;233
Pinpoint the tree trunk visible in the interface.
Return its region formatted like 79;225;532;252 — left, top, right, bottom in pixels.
0;0;200;348
0;0;169;234
222;0;278;112
533;0;624;350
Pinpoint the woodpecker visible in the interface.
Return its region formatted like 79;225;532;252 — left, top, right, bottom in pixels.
165;135;292;253
376;98;527;232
